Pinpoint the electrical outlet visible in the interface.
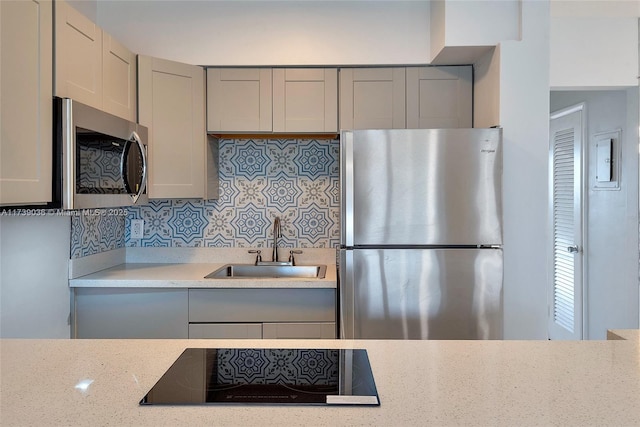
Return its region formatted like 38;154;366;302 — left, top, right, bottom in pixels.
131;219;144;239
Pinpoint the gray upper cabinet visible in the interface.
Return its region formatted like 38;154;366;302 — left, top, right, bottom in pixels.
207;67;338;134
101;33;137;122
339;67;406;130
340;66;473;130
272;68;338;133
54;0;102;108
0;0;53;205
208;66;469;133
138;55;206;199
54;0;136;121
207;68;272;133
406;66;473;128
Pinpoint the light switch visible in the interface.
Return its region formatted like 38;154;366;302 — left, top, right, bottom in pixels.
595;138;612;182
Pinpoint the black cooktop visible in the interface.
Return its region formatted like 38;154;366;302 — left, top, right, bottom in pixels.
140;348;379;406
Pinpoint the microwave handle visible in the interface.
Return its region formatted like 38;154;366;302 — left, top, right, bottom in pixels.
127;131;147;203
61;98;75;210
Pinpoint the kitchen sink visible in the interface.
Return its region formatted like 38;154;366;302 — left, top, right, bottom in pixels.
205;264;327;279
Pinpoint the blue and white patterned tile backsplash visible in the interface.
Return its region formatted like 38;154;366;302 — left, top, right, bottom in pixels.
70;138;339;258
70;211;126;258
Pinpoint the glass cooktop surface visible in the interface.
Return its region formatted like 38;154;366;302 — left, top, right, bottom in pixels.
140;348;379;406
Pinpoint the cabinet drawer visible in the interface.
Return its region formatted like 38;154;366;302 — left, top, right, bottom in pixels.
189;323;262;339
189;289;335;323
75;288;188;338
262;323;336;339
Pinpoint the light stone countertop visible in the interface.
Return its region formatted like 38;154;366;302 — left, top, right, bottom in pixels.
68;247;338;289
607;329;640;341
69;262;337;289
1;335;640;426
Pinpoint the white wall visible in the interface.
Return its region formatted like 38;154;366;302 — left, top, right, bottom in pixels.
67;0;96;22
442;0;521;46
499;0;551;339
550;89;639;339
430;0;520;64
96;1;431;66
474;47;501;128
550;16;638;89
550;0;640;19
430;0;446;60
0;216;71;338
407;0;554;339
549;0;640;338
549;1;639;89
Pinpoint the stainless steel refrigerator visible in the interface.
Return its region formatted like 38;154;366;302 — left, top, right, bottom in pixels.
339;129;503;340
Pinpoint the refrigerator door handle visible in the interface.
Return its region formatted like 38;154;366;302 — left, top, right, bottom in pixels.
339;250;355;339
340;131;354;247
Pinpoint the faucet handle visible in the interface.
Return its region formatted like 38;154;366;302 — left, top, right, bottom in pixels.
288;250;303;266
248;249;262;265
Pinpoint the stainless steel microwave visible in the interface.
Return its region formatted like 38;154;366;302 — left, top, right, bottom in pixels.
54;97;148;210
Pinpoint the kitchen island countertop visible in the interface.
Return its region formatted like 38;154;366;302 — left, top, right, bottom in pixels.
1;334;640;426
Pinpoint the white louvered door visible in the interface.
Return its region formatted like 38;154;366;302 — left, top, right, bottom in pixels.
548;105;584;340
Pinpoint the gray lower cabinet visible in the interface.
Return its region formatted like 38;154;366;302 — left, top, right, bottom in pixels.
188;322;335;339
188;323;262;339
188;289;336;339
74;288;189;338
262;322;336;339
74;287;336;339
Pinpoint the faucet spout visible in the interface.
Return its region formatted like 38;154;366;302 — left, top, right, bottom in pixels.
272;216;281;262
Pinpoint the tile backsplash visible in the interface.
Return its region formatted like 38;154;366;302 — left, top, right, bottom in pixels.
70;138;339;258
70;211;126;259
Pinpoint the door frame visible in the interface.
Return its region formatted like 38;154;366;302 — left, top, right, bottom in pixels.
548;102;588;340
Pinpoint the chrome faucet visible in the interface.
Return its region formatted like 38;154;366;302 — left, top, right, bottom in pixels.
271;216;281;262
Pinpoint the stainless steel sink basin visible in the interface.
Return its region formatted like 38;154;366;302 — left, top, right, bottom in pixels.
205;264;327;279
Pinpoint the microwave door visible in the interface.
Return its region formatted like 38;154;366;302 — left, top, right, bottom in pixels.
72;130;138;209
122;132;147;203
76;132;125;195
58;97;149;210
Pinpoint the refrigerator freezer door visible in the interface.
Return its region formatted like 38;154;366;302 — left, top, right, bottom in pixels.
340;248;503;339
341;129;502;246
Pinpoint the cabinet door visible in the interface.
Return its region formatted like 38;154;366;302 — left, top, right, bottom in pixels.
406;66;473;128
139;55;205;199
189;323;263;339
207;68;272;133
262;323;336;339
54;0;102;109
340;68;405;130
0;0;53;205
74;288;189;338
102;33;136;122
273;68;338;133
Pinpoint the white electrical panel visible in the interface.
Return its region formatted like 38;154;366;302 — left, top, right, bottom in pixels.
593;129;621;191
595;138;612;182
